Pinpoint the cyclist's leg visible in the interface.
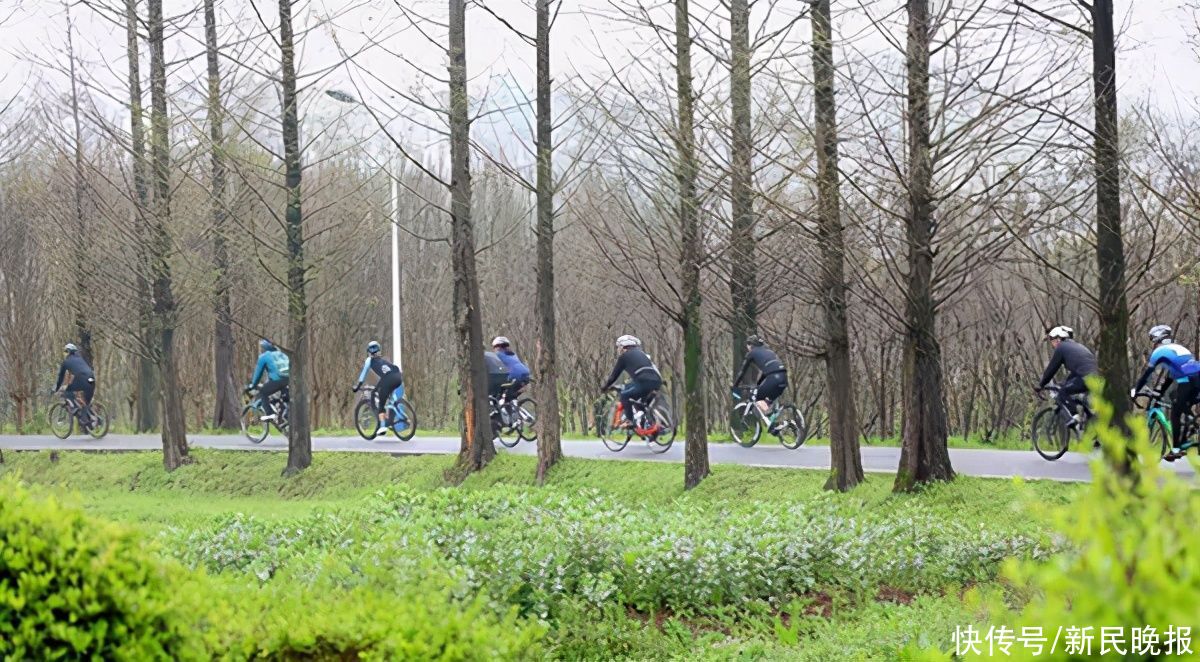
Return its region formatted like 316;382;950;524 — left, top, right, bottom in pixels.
79;380;96;419
757;373;787;415
621;379;657;425
1057;376;1086;421
64;383;84;417
1170;380;1198;450
376;372;402;424
259;379;285;417
504;378;528;405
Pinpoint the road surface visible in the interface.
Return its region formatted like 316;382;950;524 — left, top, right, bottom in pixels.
1;433;1194;483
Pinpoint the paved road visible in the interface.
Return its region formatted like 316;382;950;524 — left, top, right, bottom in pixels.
2;433;1195;483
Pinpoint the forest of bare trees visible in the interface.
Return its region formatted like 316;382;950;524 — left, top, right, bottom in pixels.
1;0;1198;490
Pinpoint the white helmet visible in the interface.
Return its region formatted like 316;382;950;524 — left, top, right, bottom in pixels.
1046;326;1074;340
491;336;511;348
616;335;641;348
1149;325;1173;345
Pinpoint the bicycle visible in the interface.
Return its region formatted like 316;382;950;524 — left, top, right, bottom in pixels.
48;392;109;440
354;385;417;441
241;386;289;443
490;381;537;448
597;386;676;453
1030;384;1093;461
1133;387;1192;460
729;385;807;449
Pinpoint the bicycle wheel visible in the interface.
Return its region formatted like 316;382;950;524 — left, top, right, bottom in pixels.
393;398;417;441
774;404;807;450
87;402;110;440
355;399;380;440
599;399;630;452
730;402;762;447
240;404;269;444
515;398;538;442
1031;406;1072;461
1147;414;1171;459
646;398;676;454
48;402;73;439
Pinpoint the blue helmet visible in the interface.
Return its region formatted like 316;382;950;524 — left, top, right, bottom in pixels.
367;340;381;355
259;339;275;352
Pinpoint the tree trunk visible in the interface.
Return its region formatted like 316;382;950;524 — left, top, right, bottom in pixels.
65;9;94;366
278;0;311;475
1090;0;1131;438
728;0;756;391
812;0;863;492
124;0;159;434
534;0;562;484
895;0;952;492
677;0;709;490
205;0;239;429
448;0;495;478
148;0;191;470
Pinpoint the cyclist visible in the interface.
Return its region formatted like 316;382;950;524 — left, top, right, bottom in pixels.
53;343;96;422
485;350;510;402
1034;325;1097;428
246;339;290;422
491;336;530;403
732;334;788;425
600;335;663;429
352;340;405;431
1131;324;1200;458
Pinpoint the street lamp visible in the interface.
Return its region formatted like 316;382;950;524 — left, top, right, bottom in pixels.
325;89;403;370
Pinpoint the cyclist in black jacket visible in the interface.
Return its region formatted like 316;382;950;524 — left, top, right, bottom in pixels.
53;343;96;420
733;335;788;418
352;340;404;430
1035;325;1098;427
601;335;663;428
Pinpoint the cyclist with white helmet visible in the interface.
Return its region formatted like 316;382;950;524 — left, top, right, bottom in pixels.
352;340;404;430
491;336;530;402
600;335;663;429
1035;325;1097;427
53;343;96;420
1132;325;1200;457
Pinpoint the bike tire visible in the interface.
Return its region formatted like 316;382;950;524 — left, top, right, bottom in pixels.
240;404;269;444
87;402;110;440
48;402;73;439
515;398;538;442
646;398;675;454
730;402;761;447
393;398;417;441
355;399;380;440
1147;414;1171;459
599;399;630;452
1031;406;1072;461
776;404;807;450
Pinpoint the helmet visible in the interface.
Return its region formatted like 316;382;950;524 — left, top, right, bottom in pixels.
367;340;381;355
64;343;78;354
1046;326;1073;340
745;334;764;347
259;339;275;352
616;335;641;348
491;336;511;348
1149;325;1173;345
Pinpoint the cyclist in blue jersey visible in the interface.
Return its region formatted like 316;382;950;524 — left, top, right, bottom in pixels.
491;336;530;403
1132;324;1200;457
352;340;405;431
245;339;290;421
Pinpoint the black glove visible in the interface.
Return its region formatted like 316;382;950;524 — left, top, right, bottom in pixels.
351;384;360;393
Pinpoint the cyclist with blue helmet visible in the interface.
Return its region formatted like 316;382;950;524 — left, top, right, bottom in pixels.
246;339;290;421
1132;324;1200;457
353;340;404;431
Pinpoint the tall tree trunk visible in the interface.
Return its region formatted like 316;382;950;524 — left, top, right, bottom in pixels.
277;0;311;475
126;0;159;433
147;0;190;470
65;8;94;365
205;0;239;429
448;0;494;478
677;0;709;490
895;0;953;491
728;0;756;389
1090;0;1131;435
534;0;562;483
812;0;863;491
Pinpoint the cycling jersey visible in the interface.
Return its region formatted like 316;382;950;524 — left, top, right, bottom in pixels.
734;346;786;386
1037;340;1097;389
1134;342;1200;391
496;349;530;381
602;348;662;391
250;349;289;386
54;354;94;392
357;356;399;386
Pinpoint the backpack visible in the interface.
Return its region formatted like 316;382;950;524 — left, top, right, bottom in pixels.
272;350;291;377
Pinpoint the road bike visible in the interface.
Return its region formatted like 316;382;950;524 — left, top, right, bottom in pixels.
729;385;807;449
1030;384;1093;461
241;386;289;443
48;392;109;440
597;386;675;453
490;381;536;448
354;385;417;441
1133;387;1191;460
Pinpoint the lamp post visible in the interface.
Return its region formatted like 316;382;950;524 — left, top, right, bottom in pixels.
325;89;402;369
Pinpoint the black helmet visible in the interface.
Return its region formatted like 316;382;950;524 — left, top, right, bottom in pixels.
745;334;764;347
